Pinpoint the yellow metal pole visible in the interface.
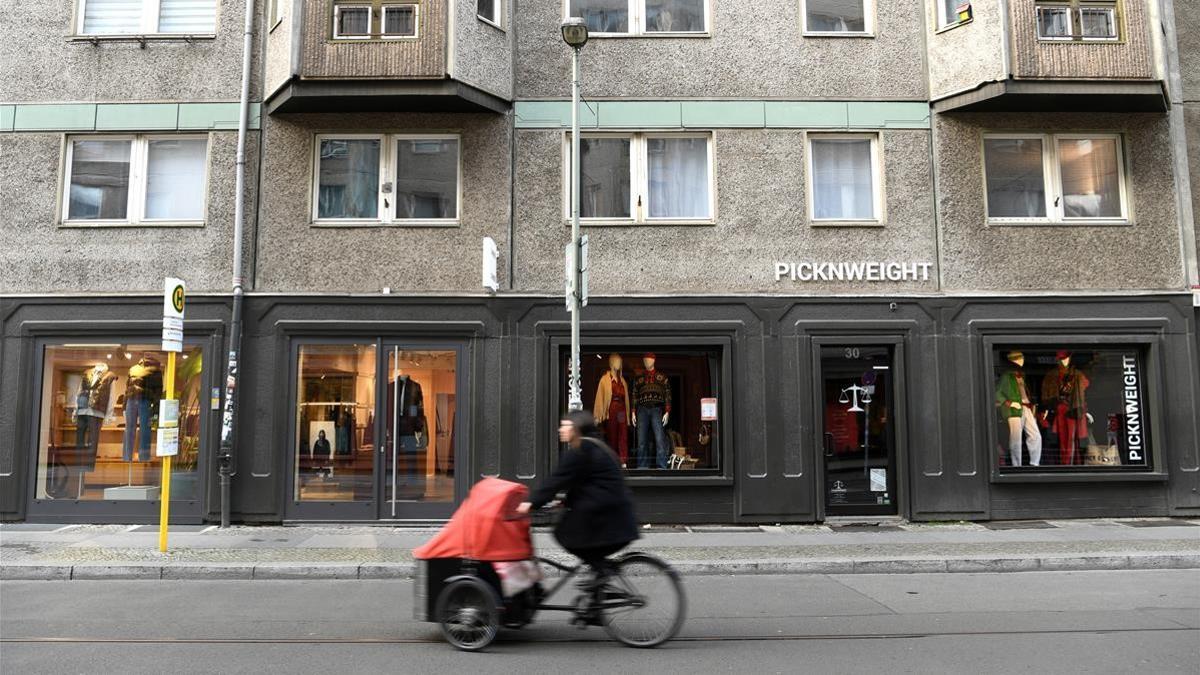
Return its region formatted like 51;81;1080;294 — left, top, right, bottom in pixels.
158;351;176;553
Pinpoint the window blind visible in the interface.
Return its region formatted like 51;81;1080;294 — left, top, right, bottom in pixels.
158;0;217;33
81;0;144;34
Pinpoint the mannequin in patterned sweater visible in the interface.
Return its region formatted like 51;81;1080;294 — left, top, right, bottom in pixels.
632;353;672;469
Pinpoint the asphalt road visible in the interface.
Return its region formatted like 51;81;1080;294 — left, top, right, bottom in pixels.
2;570;1197;674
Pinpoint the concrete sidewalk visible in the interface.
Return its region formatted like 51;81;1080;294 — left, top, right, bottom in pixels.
2;518;1198;580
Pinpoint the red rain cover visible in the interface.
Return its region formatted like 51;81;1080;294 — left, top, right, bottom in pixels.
412;478;533;562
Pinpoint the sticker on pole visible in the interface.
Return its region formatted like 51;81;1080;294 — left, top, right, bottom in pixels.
162;277;186;352
156;399;180;457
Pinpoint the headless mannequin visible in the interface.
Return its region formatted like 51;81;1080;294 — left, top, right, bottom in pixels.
593;354;631;467
1042;353;1089;465
633;354;672;469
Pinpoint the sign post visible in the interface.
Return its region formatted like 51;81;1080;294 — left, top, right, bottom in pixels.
158;278;185;552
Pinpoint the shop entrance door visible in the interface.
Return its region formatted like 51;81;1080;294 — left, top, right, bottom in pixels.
379;346;458;520
819;345;898;517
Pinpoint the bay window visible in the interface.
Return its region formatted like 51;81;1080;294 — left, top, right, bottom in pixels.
63;135;208;225
79;0;217;35
314;134;460;224
566;0;708;35
802;0;872;35
983;133;1127;223
808;134;882;223
566;133;713;223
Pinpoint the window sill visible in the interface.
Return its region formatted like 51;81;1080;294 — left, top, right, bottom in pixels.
311;220;459;228
1037;37;1122;44
624;474;732;488
573;219;717;227
934;18;972;35
269;17;284;34
810;219;884;228
71;34;217;43
991;470;1167;484
476;16;506;32
59;220;205;229
587;32;712;39
986;219;1132;227
801;32;875;39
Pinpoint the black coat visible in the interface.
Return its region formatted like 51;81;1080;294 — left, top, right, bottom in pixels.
530;437;640;551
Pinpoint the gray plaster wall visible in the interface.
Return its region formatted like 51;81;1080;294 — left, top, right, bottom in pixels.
925;0;1006;101
511;128;938;294
1175;0;1200;98
0;0;262;103
264;0;295;100
0;131;258;294
1187;104;1200;268
934;112;1183;292
452;0;513;100
515;0;926;100
254;113;511;293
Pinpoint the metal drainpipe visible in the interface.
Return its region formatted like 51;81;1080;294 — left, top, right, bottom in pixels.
217;0;256;528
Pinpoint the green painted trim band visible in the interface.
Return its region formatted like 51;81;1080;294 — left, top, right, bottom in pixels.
2;102;262;132
515;100;931;130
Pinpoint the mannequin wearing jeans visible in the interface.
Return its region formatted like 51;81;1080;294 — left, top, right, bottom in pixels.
995;351;1042;467
632;353;672;469
122;356;162;462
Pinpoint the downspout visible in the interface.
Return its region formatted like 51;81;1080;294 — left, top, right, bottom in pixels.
508;0;518;290
217;0;257;528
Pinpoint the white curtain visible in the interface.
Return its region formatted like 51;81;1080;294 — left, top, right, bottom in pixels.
570;0;628;33
1059;138;1121;218
811;139;873;220
806;0;866;32
158;0;216;33
145;138;207;220
645;0;706;32
82;0;143;34
984;138;1046;218
648;138;710;219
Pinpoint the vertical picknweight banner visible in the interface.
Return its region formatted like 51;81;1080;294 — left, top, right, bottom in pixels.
1120;354;1146;465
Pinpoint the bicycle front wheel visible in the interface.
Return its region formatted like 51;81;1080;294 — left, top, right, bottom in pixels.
600;553;686;648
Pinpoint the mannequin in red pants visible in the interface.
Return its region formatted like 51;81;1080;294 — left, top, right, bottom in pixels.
592;354;631;467
1042;351;1089;465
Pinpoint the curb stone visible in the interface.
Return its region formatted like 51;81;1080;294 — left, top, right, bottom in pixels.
1;553;1197;581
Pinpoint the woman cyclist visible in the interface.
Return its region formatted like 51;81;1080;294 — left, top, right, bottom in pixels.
517;410;639;586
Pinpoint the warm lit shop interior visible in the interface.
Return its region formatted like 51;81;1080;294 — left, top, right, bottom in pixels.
294;345;457;504
35;344;203;502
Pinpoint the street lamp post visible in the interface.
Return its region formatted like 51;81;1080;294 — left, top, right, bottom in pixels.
562;18;588;412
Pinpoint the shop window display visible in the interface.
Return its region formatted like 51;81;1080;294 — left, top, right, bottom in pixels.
294;344;377;502
992;348;1151;471
563;349;720;473
35;344;203;501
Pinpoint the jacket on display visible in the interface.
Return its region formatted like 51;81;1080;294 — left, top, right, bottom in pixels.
386;376;427;437
593;370;631;423
995;369;1034;420
82;369;118;418
530;437;639;551
1041;366;1090;419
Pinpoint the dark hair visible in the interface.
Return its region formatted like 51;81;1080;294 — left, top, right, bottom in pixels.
561;410;602;440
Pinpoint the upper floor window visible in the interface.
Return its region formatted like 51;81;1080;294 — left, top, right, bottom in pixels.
983;133;1128;223
937;0;970;29
332;1;419;40
567;0;708;36
803;0;873;36
808;134;883;224
565;133;713;223
79;0;216;35
63;135;209;225
314;134;460;224
1036;1;1119;41
477;0;502;27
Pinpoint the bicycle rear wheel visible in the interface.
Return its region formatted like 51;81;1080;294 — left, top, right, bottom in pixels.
435;578;499;651
600;553;686;648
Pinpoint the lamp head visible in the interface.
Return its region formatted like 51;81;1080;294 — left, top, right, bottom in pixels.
561;17;588;49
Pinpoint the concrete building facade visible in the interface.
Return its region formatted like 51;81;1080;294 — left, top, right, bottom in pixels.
1;0;1197;524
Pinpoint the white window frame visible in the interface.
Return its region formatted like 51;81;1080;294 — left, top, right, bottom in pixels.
477;0;503;29
805;133;884;225
61;134;210;227
332;4;373;39
982;132;1129;225
1077;4;1118;41
801;0;875;37
562;0;711;37
311;133;462;226
381;3;420;38
77;0;217;36
271;0;286;30
937;0;969;29
1035;1;1120;42
1035;3;1074;40
562;132;715;225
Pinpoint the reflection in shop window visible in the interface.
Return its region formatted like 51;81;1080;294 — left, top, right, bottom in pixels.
294;344;377;502
36;344;203;502
562;349;721;473
993;348;1151;471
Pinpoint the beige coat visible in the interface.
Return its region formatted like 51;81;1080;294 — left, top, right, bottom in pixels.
593;370;631;423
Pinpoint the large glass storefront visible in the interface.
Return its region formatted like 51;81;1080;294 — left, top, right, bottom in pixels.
292;342;458;519
992;347;1152;472
561;348;722;473
34;344;204;503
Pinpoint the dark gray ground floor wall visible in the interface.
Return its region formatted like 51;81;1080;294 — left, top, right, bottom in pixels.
2;294;1197;523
